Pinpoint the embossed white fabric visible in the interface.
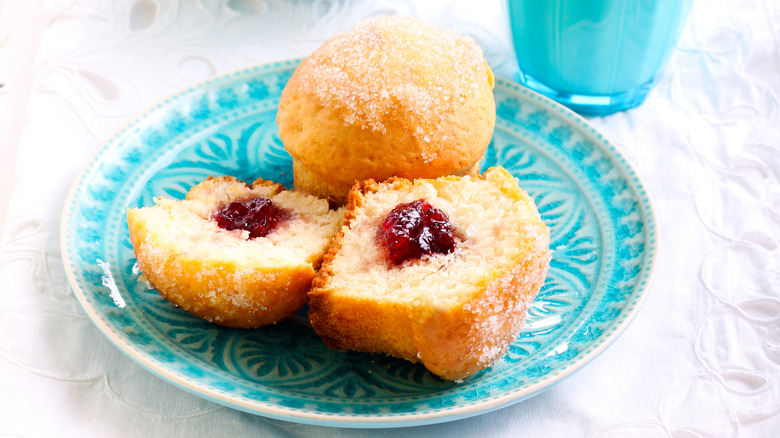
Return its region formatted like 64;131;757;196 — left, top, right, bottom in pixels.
1;0;779;436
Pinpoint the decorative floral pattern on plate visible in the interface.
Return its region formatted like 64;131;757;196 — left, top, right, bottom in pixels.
60;59;657;428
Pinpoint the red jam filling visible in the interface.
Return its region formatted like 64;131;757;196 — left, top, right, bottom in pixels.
380;199;456;265
213;197;288;238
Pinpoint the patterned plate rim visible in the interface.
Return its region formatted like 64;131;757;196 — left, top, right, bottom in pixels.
59;59;659;428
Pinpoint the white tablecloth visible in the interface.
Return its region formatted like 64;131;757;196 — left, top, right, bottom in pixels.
1;0;779;436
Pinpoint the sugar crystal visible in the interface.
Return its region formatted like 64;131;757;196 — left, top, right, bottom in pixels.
298;16;489;145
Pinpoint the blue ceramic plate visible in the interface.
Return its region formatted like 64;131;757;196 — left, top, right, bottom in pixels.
61;60;657;428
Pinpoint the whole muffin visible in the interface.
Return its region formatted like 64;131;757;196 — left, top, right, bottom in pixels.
277;16;496;204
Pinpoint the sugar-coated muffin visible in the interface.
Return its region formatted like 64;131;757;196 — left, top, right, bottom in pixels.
277;16;496;205
127;176;343;328
308;167;551;380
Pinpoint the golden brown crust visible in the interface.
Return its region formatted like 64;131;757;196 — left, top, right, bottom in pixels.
309;251;548;379
293;161;483;206
128;209;314;328
127;177;339;329
308;179;370;293
277;16;495;205
308;167;551;380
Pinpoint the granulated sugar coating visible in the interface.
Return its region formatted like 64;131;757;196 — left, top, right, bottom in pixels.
308;167;551;380
277;16;496;204
126;176;344;329
302;16;487;137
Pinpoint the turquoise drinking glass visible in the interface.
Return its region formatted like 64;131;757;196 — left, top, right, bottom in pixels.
507;0;692;116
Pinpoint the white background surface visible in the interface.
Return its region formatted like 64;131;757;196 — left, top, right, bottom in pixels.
1;0;779;436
